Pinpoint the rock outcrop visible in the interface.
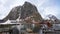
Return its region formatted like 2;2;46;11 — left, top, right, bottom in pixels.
20;2;42;21
0;1;42;22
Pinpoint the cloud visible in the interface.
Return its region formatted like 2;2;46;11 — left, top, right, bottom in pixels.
37;0;60;19
0;0;60;19
44;7;58;15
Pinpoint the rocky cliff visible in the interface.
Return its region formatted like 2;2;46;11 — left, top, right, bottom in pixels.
0;1;43;22
20;2;42;21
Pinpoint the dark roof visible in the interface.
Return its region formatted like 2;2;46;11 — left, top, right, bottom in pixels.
0;20;5;23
